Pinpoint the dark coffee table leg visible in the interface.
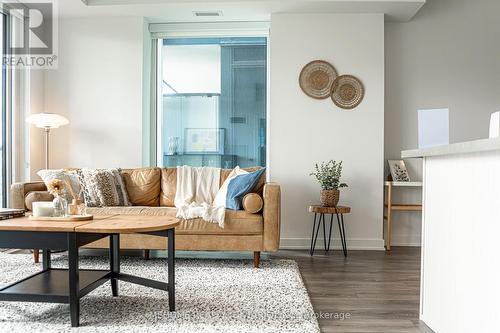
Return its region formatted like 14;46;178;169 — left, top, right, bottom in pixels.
110;234;120;297
68;233;80;327
42;249;51;270
167;228;175;312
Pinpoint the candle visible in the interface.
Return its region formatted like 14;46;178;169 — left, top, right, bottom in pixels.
32;201;54;217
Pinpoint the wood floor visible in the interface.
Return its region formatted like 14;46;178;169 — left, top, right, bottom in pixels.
271;247;433;333
2;247;432;332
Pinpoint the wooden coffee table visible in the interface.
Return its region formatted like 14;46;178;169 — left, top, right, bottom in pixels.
0;215;179;327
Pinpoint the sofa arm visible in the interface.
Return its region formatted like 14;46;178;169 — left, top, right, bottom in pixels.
10;181;47;210
263;182;281;252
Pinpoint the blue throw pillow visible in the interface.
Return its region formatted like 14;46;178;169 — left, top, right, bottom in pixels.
226;168;266;210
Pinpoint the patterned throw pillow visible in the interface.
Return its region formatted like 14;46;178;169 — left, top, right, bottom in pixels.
110;169;131;206
79;168;131;207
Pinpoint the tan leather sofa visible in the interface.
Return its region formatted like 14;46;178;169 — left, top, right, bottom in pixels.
10;167;281;267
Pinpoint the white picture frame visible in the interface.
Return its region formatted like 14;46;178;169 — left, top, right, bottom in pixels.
184;128;225;154
418;108;449;148
388;160;411;182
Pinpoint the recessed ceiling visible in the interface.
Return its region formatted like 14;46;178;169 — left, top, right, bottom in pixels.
70;0;426;22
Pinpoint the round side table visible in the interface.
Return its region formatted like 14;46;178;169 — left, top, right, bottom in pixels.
308;205;351;257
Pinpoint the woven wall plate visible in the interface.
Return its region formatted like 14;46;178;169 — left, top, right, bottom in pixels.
331;75;364;109
299;60;338;99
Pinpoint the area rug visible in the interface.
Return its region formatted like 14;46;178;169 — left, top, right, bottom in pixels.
0;253;319;332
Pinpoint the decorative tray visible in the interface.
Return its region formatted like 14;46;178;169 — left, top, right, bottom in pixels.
29;214;94;222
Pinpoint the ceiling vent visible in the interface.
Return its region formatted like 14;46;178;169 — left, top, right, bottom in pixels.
193;11;222;17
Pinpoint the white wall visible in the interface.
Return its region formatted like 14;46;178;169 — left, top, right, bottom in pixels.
27;69;46;180
385;0;500;245
41;17;146;174
270;13;385;249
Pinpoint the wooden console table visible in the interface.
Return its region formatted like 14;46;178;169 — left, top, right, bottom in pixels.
383;181;422;250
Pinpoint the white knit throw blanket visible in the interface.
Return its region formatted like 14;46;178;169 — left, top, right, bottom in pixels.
174;166;225;228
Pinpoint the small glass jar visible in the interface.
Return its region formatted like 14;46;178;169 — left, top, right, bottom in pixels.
68;198;87;216
77;200;87;216
53;195;67;217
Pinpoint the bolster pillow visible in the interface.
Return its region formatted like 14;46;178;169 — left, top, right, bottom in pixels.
242;193;263;214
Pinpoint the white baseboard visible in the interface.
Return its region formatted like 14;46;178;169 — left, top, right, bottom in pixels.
279;237;385;250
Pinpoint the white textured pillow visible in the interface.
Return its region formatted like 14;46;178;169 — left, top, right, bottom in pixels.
38;169;82;200
213;166;249;207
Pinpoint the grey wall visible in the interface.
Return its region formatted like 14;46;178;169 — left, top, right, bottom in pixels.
385;0;500;245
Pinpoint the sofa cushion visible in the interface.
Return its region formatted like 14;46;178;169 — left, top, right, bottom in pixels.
86;206;147;215
86;206;263;235
160;168;176;207
122;168;161;206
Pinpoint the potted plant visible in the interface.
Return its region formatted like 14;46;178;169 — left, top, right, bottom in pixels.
310;160;348;207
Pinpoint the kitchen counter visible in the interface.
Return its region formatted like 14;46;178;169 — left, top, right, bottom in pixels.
407;138;500;333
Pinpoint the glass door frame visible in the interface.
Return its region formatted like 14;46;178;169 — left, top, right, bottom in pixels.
151;24;270;175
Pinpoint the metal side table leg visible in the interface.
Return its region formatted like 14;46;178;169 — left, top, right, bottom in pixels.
336;212;348;257
309;213;317;255
322;213;327;252
340;213;348;257
326;214;334;252
310;213;322;256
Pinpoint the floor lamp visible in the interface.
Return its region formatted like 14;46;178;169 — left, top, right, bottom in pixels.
26;113;69;264
26;113;69;169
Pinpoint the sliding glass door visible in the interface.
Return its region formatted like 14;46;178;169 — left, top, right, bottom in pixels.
157;37;267;169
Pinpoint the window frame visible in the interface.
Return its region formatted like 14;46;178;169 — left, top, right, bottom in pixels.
149;22;270;174
0;9;12;208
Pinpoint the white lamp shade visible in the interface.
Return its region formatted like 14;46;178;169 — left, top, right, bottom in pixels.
26;113;69;129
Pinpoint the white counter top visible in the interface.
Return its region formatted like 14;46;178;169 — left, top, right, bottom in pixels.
401;137;500;158
384;181;422;187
